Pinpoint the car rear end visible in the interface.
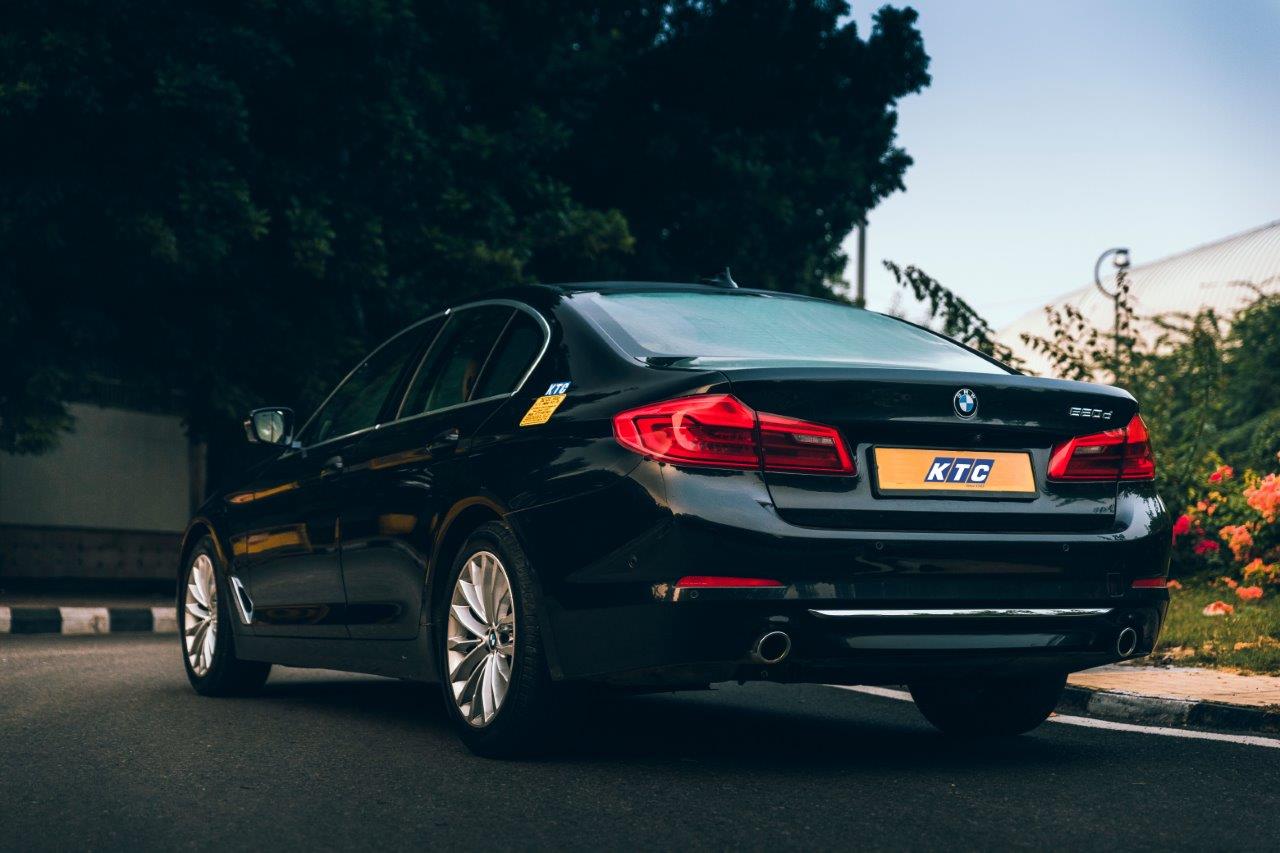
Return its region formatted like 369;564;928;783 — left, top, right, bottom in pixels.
520;286;1171;688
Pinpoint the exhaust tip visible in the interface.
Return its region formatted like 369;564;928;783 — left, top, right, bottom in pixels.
751;630;791;665
1116;626;1139;657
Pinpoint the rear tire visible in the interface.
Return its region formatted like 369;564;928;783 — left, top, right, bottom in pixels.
908;673;1066;736
437;521;557;758
180;536;272;697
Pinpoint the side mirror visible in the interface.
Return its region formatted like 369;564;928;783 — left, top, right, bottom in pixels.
244;407;295;446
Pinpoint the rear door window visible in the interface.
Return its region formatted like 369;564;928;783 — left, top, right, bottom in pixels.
399;306;515;416
471;310;545;399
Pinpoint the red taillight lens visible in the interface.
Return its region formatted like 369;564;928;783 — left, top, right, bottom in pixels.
612;393;855;475
675;576;784;588
1047;413;1155;482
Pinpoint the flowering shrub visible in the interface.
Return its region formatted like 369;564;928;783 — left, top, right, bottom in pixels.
1174;457;1280;605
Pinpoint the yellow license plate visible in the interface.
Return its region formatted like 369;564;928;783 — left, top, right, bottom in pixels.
872;447;1037;498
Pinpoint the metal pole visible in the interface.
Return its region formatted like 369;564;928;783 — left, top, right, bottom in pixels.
1093;247;1131;370
855;220;867;307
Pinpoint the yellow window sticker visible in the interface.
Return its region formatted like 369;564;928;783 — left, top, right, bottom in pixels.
519;394;567;427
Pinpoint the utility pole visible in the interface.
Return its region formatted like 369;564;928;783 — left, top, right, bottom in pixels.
855;219;867;307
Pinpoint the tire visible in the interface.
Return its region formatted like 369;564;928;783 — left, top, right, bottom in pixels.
436;521;557;758
908;673;1066;737
179;536;272;697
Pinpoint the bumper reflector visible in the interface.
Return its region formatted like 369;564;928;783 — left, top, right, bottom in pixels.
675;576;784;588
1130;577;1169;589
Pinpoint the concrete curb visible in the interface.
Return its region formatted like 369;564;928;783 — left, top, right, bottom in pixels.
0;606;177;636
1061;684;1280;737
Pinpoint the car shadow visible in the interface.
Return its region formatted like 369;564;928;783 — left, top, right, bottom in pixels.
238;675;1090;772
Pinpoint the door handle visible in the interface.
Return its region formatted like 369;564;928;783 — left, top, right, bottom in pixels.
428;427;461;452
322;455;345;474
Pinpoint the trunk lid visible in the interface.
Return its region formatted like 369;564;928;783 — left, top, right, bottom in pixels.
721;366;1136;533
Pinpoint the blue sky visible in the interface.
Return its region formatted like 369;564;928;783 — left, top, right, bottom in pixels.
843;0;1280;327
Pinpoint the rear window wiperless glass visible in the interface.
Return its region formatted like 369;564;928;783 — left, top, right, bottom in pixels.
570;291;1009;374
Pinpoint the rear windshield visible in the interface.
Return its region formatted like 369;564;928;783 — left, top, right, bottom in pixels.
570;291;1009;374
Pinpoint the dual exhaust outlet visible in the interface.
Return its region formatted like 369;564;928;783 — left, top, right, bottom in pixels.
750;630;792;665
1116;626;1139;658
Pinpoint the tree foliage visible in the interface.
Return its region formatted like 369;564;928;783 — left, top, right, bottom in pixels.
882;260;1021;365
0;0;930;458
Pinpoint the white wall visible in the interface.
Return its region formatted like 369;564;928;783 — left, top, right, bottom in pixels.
0;404;190;532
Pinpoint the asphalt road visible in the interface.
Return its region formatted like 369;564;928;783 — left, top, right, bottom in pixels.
3;635;1277;852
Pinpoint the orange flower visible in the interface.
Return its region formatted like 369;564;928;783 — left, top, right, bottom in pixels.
1220;575;1239;589
1219;524;1254;561
1203;600;1235;616
1243;558;1279;581
1166;579;1183;590
1245;474;1280;523
1236;585;1264;601
1208;465;1234;483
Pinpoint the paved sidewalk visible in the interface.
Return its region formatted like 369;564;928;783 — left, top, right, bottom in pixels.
1071;664;1280;709
1065;663;1280;735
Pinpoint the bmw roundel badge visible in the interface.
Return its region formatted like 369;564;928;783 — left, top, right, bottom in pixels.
953;388;978;419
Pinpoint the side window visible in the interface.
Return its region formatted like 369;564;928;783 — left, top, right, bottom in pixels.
472;310;545;399
297;323;429;447
400;306;514;417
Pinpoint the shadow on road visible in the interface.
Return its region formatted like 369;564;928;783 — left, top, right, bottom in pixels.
232;675;1085;772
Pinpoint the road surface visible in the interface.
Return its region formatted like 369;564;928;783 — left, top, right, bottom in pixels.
2;635;1276;851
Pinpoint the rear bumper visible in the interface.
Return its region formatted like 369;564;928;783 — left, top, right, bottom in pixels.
508;463;1172;686
560;597;1165;688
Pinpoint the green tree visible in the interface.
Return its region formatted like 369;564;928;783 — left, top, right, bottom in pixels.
0;0;930;465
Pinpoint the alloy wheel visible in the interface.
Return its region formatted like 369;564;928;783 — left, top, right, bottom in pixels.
184;553;218;676
446;550;515;727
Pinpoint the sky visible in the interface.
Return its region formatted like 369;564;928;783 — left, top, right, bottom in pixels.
842;0;1280;328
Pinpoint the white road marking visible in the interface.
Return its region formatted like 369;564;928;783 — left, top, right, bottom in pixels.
833;684;1280;750
0;606;10;633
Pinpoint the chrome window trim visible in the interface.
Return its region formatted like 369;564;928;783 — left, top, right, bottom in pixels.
289;298;551;455
808;607;1114;618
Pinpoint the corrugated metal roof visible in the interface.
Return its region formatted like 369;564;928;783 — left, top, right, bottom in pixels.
998;219;1280;375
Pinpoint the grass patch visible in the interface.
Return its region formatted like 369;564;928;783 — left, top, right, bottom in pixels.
1153;577;1280;674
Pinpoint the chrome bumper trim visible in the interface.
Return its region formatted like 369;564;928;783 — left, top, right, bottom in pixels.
808;607;1114;618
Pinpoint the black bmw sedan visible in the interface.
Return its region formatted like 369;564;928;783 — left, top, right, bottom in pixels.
178;281;1171;756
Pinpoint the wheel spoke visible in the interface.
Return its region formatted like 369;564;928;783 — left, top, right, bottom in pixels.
450;639;488;683
458;657;486;720
481;558;501;625
190;574;209;609
185;600;208;620
458;577;487;624
447;634;481;652
481;655;500;722
450;604;488;640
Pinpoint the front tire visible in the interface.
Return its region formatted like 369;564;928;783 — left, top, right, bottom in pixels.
908;673;1066;737
437;521;557;758
180;536;271;696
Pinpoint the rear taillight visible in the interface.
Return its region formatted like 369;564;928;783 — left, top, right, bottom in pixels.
612;393;855;475
1047;413;1155;481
